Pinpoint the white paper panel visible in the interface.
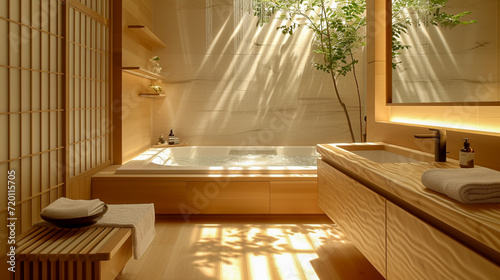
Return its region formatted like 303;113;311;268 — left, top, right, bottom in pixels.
31;30;41;70
50;74;57;110
32;0;41;29
0;20;7;66
9;23;21;67
49;1;58;34
21;113;31;156
41;72;49;110
21;0;31;25
0;68;7;113
0;115;8;162
0;0;7;18
31;112;40;154
20;158;30;199
0;164;7;206
9;0;20;22
21;70;31;112
31;155;41;195
50;35;58;72
21;26;31;69
31;72;41;111
41;0;50;32
9;69;20;112
41;111;49;151
41;152;49;192
41;32;49;71
50;111;58;149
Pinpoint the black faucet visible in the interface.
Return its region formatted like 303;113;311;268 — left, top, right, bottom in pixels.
414;129;447;162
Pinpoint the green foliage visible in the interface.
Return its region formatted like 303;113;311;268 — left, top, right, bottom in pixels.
254;0;366;77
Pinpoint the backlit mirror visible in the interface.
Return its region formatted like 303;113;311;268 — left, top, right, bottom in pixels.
391;0;500;104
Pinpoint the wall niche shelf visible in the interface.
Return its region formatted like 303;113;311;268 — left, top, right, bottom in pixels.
122;67;163;80
139;93;166;98
127;25;166;48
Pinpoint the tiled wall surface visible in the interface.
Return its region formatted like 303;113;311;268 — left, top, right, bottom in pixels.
150;0;367;145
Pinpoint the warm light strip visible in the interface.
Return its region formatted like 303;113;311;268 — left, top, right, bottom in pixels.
390;117;500;134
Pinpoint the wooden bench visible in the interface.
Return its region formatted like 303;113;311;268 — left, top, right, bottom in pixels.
13;226;132;280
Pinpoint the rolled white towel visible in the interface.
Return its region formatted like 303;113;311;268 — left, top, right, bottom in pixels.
41;197;105;219
421;167;500;204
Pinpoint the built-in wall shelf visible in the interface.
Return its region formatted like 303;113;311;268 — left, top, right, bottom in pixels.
139;93;166;98
127;25;166;48
122;67;163;80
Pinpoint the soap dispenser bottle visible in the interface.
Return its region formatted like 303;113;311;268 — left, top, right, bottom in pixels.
168;129;175;145
459;138;474;168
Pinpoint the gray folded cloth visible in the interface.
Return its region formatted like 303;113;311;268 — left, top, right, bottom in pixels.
421;168;500;204
40;197;105;219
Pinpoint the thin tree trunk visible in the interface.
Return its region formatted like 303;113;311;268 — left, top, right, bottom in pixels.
350;52;364;142
330;72;356;142
319;1;356;142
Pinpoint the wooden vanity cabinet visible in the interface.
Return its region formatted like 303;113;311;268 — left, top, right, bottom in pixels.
318;158;500;279
318;160;387;277
387;202;500;279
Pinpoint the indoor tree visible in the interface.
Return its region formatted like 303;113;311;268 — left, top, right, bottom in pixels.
253;0;475;142
255;0;366;142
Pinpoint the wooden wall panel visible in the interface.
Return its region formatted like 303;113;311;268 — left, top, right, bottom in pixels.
186;181;270;214
318;160;386;277
270;181;323;214
387;202;500;279
118;0;155;163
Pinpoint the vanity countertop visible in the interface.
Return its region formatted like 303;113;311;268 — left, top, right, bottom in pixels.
317;142;500;264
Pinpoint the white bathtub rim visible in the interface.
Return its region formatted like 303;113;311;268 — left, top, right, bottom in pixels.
117;146;319;174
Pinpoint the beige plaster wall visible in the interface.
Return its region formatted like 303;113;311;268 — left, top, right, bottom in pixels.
150;0;366;146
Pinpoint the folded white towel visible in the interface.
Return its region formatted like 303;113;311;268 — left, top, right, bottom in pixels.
41;197;105;219
421;168;500;204
95;204;156;259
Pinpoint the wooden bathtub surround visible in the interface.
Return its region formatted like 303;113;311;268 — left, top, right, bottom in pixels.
13;226;132;280
317;142;500;279
91;166;322;215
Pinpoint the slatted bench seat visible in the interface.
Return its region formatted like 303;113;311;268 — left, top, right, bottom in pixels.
13;226;132;280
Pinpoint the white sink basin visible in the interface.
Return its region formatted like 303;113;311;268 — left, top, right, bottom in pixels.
335;143;434;164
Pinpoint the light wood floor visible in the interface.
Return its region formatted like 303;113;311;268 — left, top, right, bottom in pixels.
117;215;384;280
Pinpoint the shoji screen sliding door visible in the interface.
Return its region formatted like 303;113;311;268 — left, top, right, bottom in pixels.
0;0;111;257
65;0;111;193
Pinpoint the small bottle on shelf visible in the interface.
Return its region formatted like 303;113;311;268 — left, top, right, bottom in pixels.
168;129;175;145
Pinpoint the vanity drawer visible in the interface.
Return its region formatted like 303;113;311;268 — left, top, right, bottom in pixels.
318;160;386;277
387;202;500;279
